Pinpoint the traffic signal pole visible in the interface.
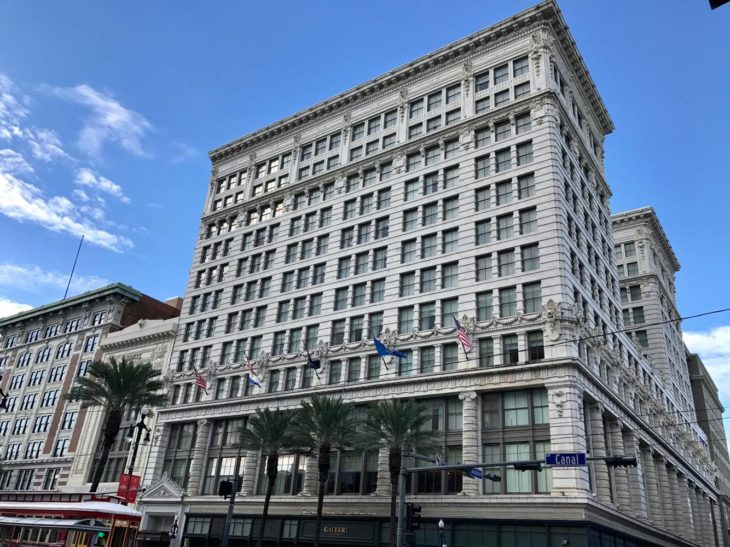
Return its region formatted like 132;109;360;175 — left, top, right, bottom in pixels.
396;435;408;547
220;445;243;547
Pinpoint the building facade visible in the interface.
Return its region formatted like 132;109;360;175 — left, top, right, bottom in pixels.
64;315;181;494
0;284;180;492
140;2;725;546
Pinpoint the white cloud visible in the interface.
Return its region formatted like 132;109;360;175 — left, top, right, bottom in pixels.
0;74;29;139
0;296;32;319
24;127;71;162
169;142;197;164
0;149;33;175
0;170;133;252
75;167;130;204
684;327;730;403
0;263;110;294
50;84;152;157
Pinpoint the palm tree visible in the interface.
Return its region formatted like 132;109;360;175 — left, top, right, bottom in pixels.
293;395;359;547
66;357;167;492
237;408;298;547
360;399;433;547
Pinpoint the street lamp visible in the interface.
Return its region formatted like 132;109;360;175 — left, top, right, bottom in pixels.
126;405;152;476
438;519;446;547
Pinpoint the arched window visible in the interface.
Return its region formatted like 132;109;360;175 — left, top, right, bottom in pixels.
56;342;72;359
35;347;52;363
17;352;32;368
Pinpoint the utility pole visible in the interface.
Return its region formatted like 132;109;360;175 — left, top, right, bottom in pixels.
396;434;408;547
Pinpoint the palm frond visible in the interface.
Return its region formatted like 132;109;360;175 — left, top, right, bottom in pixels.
293;395;359;454
237;408;298;456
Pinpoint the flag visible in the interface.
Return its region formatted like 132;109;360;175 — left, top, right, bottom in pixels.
454;318;473;352
246;361;260;386
306;350;321;370
374;338;407;359
194;370;208;391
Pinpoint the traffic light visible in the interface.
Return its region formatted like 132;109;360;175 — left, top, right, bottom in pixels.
485;472;501;482
236;475;243;493
604;456;637;468
405;503;422;531
218;479;233;498
513;462;542;472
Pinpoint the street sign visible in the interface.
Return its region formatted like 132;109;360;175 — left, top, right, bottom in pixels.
466;468;483;479
545;453;586;466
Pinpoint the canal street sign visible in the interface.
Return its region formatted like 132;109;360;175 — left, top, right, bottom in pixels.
545;452;587;466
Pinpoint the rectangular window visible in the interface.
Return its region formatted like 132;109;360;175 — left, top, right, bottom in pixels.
477;291;493;321
496;181;512;205
527;331;545;361
400;272;416;297
419;347;435;374
497;214;513;240
521;244;540;271
495;120;511;142
516;114;532;135
502;334;519;365
475;155;490;178
334;288;348;310
475;71;490;92
498;249;515;277
419;302;436;330
517;142;533;165
373;247;387;270
349;317;364;342
398;307;414;332
442;228;458;253
421;234;437;258
495;148;511;172
523;282;542;313
422;202;438;226
331;321;346;345
520;207;537;234
499;287;517;317
442;262;458;289
371;278;386;303
513;56;529;77
420;267;437;293
495;89;510;107
401;239;417;263
514;82;531;99
475;220;491;245
441;298;458;327
518;173;535;198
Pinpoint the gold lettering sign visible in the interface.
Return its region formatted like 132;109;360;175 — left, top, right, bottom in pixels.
322;526;349;535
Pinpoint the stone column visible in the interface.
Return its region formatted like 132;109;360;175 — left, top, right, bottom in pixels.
607;419;630;511
459;391;480;496
641;446;663;527
676;474;695;542
623;430;648;519
712;498;723;547
300;455;319;497
546;382;590;495
186;419;211;495
667;466;684;539
241;450;260;496
587;403;611;504
375;445;392;497
144;422;170;486
656;457;677;535
689;486;702;546
701;493;715;547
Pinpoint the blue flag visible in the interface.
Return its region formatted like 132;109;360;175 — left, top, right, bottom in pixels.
247;375;260;387
374;338;407;359
306;350;321;370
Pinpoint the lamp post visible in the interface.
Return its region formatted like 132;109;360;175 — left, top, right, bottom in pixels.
438;519;446;547
126;405;152;476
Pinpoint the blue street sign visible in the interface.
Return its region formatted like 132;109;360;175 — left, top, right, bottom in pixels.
466;468;483;479
545;453;586;466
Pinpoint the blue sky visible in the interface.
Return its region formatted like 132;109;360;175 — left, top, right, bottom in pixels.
1;1;730;397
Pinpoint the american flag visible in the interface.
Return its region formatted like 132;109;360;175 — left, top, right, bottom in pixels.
194;370;208;391
454;317;473;352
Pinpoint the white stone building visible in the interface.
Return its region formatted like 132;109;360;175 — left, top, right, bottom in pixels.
139;2;725;546
64;316;180;495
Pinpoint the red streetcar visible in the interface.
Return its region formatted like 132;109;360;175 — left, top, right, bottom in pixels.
0;492;140;547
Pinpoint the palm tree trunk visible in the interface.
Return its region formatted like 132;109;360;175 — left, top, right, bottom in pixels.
388;448;401;547
313;449;331;547
89;409;123;492
257;454;278;547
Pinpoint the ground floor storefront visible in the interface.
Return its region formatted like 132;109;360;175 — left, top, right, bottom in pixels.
176;515;678;547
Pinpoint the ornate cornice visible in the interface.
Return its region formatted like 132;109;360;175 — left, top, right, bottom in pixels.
208;0;612;165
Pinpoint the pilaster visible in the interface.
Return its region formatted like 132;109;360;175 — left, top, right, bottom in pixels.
144;422;171;486
607;419;630;511
375;444;391;497
186;419;211;495
656;457;677;535
623;430;648;519
546;381;589;495
459;391;479;496
676;474;695;543
587;402;611;504
641;446;663;527
301;455;318;497
241;450;259;496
